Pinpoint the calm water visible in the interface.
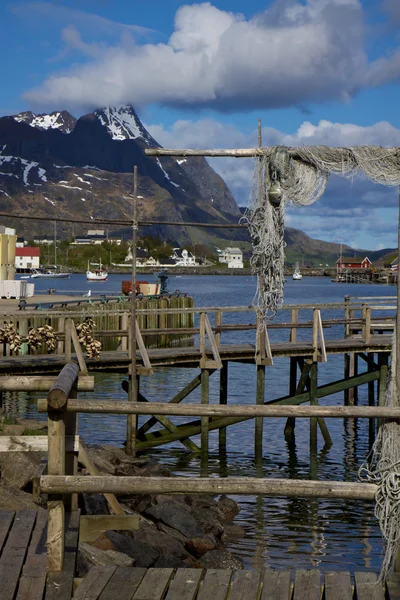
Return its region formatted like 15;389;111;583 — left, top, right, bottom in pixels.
11;274;398;571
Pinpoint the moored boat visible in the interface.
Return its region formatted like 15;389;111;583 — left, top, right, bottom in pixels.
30;268;70;279
292;262;302;280
86;261;108;281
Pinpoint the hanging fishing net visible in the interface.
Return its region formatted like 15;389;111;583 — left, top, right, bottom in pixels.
243;145;400;317
358;330;400;583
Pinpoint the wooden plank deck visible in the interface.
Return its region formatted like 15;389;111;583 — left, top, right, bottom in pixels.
0;335;393;374
1;511;400;599
72;566;400;600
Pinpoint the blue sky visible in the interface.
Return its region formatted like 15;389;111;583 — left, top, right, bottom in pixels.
2;0;400;249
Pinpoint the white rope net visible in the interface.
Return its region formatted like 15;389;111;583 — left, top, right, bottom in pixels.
242;144;400;582
242;145;400;317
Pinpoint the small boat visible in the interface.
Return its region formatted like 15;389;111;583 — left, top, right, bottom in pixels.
30;268;70;279
292;262;302;280
86;261;108;281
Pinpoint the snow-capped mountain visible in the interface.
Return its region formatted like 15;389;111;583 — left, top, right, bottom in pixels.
0;105;242;242
94;106;156;145
13;110;77;134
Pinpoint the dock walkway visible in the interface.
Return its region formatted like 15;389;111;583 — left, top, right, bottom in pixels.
1;508;400;599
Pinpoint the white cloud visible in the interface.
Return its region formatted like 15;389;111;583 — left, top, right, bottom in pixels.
147;116;400;248
20;1;400;112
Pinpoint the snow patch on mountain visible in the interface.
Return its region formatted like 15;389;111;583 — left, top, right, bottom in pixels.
44;196;56;207
95;105;156;144
13;110;77;133
0;153;46;185
156;158;180;188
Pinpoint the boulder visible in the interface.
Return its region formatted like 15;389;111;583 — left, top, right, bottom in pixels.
185;536;216;558
192;507;224;538
222;524;246;541
200;548;243;570
217;496;240;521
0;481;44;510
0;452;41;490
144;501;202;539
77;542;134;577
90;529;159;568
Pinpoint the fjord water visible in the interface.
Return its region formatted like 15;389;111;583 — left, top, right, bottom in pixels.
21;274;398;571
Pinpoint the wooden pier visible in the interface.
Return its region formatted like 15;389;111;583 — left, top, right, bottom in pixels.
1;297;400;597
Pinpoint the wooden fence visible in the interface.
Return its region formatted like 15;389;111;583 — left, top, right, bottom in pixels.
37;362;399;572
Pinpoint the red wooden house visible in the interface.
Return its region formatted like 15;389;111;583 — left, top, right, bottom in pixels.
336;256;371;271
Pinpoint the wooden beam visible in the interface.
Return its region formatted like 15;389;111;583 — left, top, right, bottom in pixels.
79;515;139;543
0;375;94;392
40;475;378;500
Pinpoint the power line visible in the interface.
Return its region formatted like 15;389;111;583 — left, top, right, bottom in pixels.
0;212;247;229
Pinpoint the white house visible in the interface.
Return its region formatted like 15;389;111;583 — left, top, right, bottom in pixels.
218;247;244;269
171;248;198;267
15;247;40;270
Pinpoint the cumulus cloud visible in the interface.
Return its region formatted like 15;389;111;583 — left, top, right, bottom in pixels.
382;0;400;22
147;117;400;247
20;0;400;112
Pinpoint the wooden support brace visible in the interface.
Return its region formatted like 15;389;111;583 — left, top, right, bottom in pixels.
70;321;88;375
200;313;222;369
135;320;153;375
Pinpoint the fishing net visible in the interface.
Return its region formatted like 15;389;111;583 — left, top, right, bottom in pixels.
243;145;400;317
358;331;400;583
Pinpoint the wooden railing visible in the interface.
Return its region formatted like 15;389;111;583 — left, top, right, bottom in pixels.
0;298;395;363
37;363;399;572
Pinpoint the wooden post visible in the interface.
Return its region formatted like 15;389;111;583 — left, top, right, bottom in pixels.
378;353;389;429
58;317;65;355
201;368;209;457
368;353;375;443
64;380;78;512
65;318;72;362
310;361;318;457
215;310;222;347
312;308;319;362
219;362;228;450
365;307;371;345
121;312;128;351
284;358;297;437
344;296;350;338
127;165;138;457
255;365;265;459
47;408;65;571
290;309;298;343
19;317;28;356
348;353;356;405
344;353;350;405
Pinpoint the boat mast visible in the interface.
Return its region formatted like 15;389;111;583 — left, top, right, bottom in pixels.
54;221;57;268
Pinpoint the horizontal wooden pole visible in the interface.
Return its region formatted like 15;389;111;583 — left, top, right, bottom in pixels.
145;148;264;157
40;475;377;500
0;375;94;392
0;435;79;452
37;400;397;419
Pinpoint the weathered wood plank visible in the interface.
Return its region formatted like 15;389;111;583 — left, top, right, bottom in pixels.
164;568;203;600
78;442;124;516
99;567;147;600
293;570;320;600
133;568;174;600
46;511;80;600
0;510;15;555
0;435;79;452
387;573;400;600
79;515;139;543
354;572;385;600
196;569;232;600
28;509;47;556
16;555;46;600
73;566;117;600
261;570;291;600
324;571;352;600
228;570;261;600
0;509;37;600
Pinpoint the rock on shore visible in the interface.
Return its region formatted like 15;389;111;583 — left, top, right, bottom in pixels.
0;433;245;573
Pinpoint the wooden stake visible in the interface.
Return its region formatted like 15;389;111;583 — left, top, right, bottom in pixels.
219;362;228;451
255;365;265;459
201;368;209;460
127;165;138;457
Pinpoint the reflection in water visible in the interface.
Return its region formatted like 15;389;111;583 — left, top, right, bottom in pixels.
6;275;393;571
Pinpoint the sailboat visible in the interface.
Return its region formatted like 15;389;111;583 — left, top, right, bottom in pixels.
86;260;108;281
292;261;302;280
30;222;70;279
